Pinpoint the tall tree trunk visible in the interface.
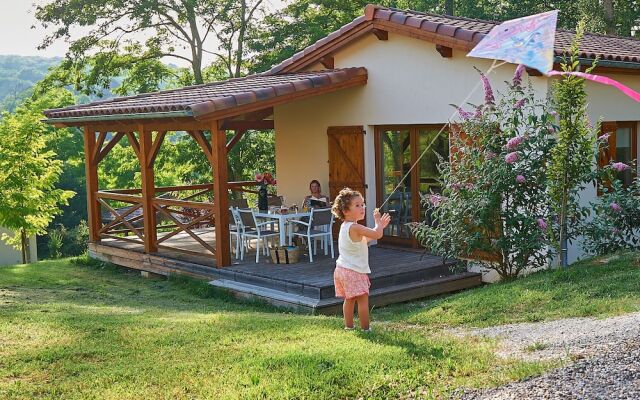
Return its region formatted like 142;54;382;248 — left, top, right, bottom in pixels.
603;0;615;35
20;229;27;264
445;0;454;16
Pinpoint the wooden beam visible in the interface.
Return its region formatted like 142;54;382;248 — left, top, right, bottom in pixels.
319;56;334;69
526;67;542;77
138;123;158;253
125;132;141;159
436;44;453;58
148;130;167;167
222;120;274;131
226;129;247;152
241;107;274;121
83;126;101;243
92;131;108;163
95;132;125;164
187;130;214;164
372;28;388;41
211;120;231;267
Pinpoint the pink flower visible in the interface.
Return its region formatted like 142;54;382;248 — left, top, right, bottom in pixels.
430;194;443;207
611;162;630;172
537;218;547;230
505;152;519;164
506;136;524;150
516;175;526;184
255;173;264;183
599;132;611;142
451;183;462;191
610;202;622;212
271;179;277;185
514;98;526;110
455;106;473;120
473;106;483;119
465;183;474;190
513;64;525;86
485;151;496;160
479;71;495;105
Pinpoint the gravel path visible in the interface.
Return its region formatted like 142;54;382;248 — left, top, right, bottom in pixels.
454;312;640;399
454;311;640;361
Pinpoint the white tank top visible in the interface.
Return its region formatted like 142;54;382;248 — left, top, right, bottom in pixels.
336;221;370;274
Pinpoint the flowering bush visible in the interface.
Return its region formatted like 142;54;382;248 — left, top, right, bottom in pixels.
582;165;640;256
410;65;557;279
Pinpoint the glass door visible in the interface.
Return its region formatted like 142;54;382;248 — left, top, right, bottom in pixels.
615;123;637;187
376;125;449;246
378;128;412;241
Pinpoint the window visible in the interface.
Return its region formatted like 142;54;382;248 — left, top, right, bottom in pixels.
600;121;638;187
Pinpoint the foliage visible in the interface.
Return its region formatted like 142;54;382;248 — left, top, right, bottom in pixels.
376;250;640;328
547;21;600;266
0;257;553;398
411;67;557;279
0;88;76;262
583;174;640;256
45;221;90;259
0;55;61;112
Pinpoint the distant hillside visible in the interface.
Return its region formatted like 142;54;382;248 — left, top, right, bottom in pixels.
0;55;61;111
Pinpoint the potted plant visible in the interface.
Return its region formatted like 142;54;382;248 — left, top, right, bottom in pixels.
255;172;276;211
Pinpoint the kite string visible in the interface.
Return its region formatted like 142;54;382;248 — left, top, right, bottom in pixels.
378;59;506;209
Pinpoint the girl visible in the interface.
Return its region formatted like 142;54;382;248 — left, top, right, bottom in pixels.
331;188;391;332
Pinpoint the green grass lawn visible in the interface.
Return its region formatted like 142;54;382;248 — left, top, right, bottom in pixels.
1;252;638;399
376;251;640;329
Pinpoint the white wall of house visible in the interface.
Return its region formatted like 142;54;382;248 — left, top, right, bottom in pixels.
0;227;37;266
275;32;548;226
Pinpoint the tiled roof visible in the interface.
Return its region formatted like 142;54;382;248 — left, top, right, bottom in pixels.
44;68;367;121
268;4;640;74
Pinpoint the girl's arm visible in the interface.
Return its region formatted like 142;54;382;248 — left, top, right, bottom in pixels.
348;211;391;242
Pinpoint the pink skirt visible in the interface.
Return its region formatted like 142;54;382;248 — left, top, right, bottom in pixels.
334;265;370;299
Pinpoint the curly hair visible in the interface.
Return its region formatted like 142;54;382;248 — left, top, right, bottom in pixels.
331;187;363;220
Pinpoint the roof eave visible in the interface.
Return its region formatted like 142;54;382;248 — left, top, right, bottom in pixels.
42;110;194;126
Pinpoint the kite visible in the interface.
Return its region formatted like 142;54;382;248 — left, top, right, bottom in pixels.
467;10;640;103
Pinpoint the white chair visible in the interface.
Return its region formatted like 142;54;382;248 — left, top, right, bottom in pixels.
229;207;243;259
236;208;279;263
288;208;334;262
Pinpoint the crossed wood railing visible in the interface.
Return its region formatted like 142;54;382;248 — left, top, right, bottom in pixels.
96;181;272;257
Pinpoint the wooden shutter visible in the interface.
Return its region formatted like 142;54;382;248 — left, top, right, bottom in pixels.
328;126;366;234
599;121;617;167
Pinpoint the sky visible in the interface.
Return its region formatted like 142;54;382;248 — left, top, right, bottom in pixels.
0;0;285;63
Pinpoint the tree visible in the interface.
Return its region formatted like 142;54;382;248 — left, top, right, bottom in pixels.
548;22;599;267
34;0;268;96
0;89;76;263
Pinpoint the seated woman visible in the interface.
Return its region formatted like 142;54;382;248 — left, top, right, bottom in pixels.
303;180;330;208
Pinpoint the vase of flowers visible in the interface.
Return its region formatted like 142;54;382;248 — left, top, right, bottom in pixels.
255;172;276;211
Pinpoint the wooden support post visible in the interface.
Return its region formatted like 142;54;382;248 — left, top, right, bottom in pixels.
138;125;158;253
83;126;101;242
211;121;231;267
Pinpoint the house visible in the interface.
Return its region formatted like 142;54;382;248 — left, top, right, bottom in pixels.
42;5;640;310
0;227;37;266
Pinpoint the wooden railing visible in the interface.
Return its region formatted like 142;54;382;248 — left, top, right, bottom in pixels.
96;181;270;258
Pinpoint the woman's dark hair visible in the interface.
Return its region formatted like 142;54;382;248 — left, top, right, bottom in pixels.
309;179;321;191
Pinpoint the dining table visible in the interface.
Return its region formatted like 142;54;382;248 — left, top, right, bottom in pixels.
253;210;312;246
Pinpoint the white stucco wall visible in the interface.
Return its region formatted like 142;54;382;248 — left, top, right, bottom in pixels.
274;31;640;265
0;227;38;266
275;32;549;226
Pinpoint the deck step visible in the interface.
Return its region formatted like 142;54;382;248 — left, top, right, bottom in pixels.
210;271;482;314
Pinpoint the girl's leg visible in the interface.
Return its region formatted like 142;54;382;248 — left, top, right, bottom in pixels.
356;294;370;330
343;298;356;328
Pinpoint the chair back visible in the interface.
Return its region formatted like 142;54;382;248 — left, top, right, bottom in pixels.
267;196;283;206
310;208;333;228
229;198;248;208
229;207;242;228
236;208;256;229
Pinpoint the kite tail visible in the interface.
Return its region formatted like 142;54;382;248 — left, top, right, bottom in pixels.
547;70;640;103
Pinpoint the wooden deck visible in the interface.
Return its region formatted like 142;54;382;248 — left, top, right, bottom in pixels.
90;228;482;313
